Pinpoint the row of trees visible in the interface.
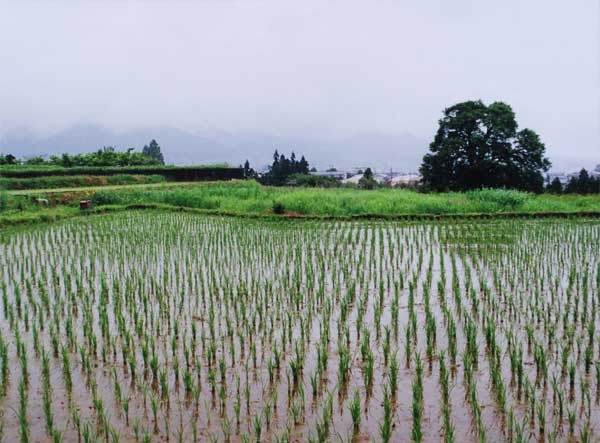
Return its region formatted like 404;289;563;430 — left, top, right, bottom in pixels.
1;101;595;195
259;150;310;185
249;100;565;193
547;169;600;194
0;140;165;167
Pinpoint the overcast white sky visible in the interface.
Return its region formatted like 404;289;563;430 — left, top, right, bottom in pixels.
0;0;598;165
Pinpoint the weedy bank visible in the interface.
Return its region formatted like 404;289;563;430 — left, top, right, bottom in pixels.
0;212;599;442
90;181;600;216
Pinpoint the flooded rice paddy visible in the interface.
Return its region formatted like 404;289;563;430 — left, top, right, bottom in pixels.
0;212;599;443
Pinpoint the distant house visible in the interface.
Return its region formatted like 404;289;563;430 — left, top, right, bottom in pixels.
545;172;570;185
389;173;421;187
546;166;600;185
310;169;422;186
372;173;390;184
341;172;388;185
309;170;348;180
341;173;364;185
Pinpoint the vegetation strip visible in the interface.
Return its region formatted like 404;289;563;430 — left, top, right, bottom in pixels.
113;203;600;221
0;174;166;191
2;202;600;231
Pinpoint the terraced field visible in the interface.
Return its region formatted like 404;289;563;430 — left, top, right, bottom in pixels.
0;212;598;442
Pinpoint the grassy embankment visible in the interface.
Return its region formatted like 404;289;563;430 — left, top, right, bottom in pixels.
2;180;600;228
92;181;600;215
0;163;231;175
0;174;165;190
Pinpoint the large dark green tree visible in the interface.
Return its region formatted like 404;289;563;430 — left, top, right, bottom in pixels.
420;100;550;192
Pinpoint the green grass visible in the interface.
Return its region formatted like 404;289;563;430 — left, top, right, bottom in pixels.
0;206;79;230
90;181;600;216
2;181;600;229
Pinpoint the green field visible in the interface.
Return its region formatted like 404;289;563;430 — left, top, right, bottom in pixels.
0;212;599;442
90;181;600;216
2;181;600;229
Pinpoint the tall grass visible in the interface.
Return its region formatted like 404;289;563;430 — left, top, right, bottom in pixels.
89;180;600;217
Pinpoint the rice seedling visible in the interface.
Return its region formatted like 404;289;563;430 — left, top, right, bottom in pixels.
52;428;63;443
348;389;361;432
17;378;29;443
411;354;424;443
388;353;399;398
337;343;351;390
567;408;576;436
252;414;262;443
150;394;160;434
363;349;374;396
380;387;393;443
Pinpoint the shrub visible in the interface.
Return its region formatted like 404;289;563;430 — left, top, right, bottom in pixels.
272;201;285;214
466;189;529;211
92;191;123;206
287;174;340;188
0;189;7;212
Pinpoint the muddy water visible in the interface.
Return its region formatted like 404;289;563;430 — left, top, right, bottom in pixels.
0;214;599;443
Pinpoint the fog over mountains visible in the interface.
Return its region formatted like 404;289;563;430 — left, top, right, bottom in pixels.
0;125;428;172
1;2;597;173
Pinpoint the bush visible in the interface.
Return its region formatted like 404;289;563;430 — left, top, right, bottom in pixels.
272;201;285;214
466;189;529;211
287;174;340;188
92;191;123;206
0;189;7;212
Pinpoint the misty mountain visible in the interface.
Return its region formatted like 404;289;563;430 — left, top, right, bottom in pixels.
0;125;428;171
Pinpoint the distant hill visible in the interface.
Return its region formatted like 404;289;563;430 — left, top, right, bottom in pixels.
0;125;428;172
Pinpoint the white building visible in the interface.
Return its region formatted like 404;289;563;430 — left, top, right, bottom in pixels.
341;172;393;185
309;170;348;180
389;173;422;187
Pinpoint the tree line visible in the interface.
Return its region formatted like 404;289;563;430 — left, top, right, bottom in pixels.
0;140;164;167
244;100;580;193
547;169;600;194
2;104;598;196
254;150;310;185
